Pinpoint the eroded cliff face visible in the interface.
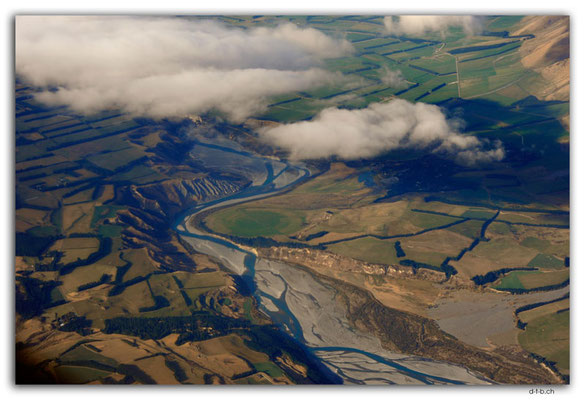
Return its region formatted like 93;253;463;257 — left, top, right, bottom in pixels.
286;262;564;385
121;176;243;221
113;176;245;271
259;246;449;283
333;279;564;385
258;246;564;384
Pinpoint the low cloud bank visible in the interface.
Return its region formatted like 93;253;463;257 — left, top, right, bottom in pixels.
16;16;352;121
380;68;408;89
383;16;484;36
259;99;504;166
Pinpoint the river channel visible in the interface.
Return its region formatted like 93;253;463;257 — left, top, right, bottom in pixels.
173;136;492;385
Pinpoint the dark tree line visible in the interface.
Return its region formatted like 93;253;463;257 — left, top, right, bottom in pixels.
242;326;342;384
15;276;65;318
101;312;342;385
303;231;329;241
59;237;113;275
164;359;188;382
449;41;520;55
16;231;61;257
394;241;405;258
46;124;138;151
471;267;538;286
498;278;569;294
527;352;569;384
77;273;112;291
198;219;326;250
57;315;92;334
439;260;458;279
514;292;569;331
399;259;442;273
423;196;569;216
103;313;251;344
139;295;170;313
108;274;149;297
33;251;63;272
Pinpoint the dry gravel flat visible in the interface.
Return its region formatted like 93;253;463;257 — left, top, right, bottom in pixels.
255;269;286;298
314;349;491;385
181;236;248;275
315;350;427;385
256;258;382;350
256;259;491;384
259;295;279;312
429;286;569;348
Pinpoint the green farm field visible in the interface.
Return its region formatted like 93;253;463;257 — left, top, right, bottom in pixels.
207;208;305;237
518;298;569;323
493;269;569;290
16;15;570;384
518;310;569;375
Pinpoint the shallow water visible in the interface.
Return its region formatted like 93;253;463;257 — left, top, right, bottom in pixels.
174;137;492;385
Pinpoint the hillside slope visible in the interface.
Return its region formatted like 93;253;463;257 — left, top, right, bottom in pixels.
514;16;569;103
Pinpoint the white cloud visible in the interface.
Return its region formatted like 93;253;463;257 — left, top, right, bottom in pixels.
379;67;408;89
383;16;484;37
258;99;504;166
15;16;353;122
